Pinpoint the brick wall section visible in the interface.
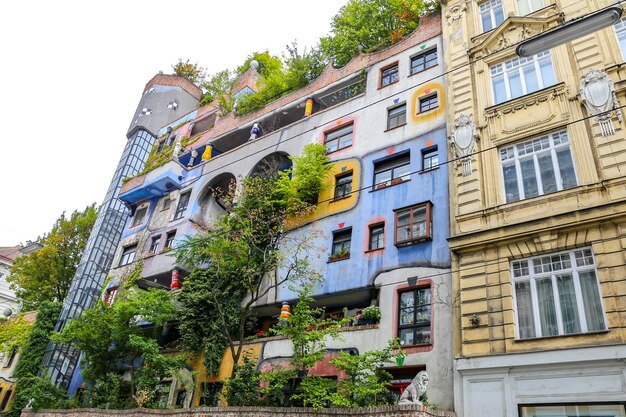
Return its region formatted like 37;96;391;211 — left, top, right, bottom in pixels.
143;74;204;101
193;12;442;147
22;405;455;417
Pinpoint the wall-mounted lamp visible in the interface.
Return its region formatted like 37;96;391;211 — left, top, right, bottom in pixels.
407;276;418;287
516;6;623;57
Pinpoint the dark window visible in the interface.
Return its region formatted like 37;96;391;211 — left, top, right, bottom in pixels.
164;231;176;249
162;198;172;211
381;64;399;87
373;152;410;189
325;124;353;153
174;192;190;220
331;229;351;258
149;236;161;253
131;207;148;227
398;287;431;346
334;173;353;200
156;140;165;153
3;349;16;368
119;245;137;266
387;104;406;130
0;389;12;411
369;224;385;251
411;49;438;74
394;202;432;246
419;94;439;112
422;146;439;170
200;382;223;406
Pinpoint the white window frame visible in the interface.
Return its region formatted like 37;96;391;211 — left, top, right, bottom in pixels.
511;248;607;340
615;18;626;61
499;130;577;202
490;51;555;104
480;0;504;32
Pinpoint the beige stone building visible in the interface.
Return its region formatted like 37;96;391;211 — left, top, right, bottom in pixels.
441;0;626;415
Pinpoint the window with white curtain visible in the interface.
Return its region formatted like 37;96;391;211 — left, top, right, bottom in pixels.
512;248;606;340
490;51;557;104
615;18;626;61
499;130;577;203
516;0;543;15
480;0;505;32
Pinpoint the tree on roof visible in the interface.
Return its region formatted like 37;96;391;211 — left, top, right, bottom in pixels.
172;58;206;85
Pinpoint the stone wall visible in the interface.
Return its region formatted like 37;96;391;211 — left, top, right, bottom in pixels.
22;405;455;417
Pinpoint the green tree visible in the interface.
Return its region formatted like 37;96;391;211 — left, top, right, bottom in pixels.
0;314;33;355
320;0;438;67
53;288;185;408
175;144;331;379
199;69;235;112
172;58;206;85
8;204;97;310
6;301;62;417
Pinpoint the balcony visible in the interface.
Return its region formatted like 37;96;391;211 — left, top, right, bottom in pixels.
119;161;184;205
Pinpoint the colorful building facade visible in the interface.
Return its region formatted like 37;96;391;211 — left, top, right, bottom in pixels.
441;0;626;415
102;13;455;410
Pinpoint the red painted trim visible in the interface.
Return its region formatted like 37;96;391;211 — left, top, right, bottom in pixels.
363;216;386;256
392;280;434;353
319;117;357;157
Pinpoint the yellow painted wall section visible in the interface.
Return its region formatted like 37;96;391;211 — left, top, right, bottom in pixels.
410;83;445;124
190;343;262;407
0;380;15;413
288;159;360;229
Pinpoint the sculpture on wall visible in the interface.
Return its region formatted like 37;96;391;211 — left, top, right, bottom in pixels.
398;370;429;405
579;69;622;136
449;114;477;176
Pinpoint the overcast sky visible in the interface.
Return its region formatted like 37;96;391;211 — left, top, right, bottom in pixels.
0;0;345;246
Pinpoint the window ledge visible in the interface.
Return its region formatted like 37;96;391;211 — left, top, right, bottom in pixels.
395;237;432;247
385;123;407;133
378;80;399;90
370;178;411;192
408;64;439;78
328;255;350;263
364;248;385;254
330;195;352;203
419;167;439;174
326;145;353;156
399;343;432;349
514;329;610;342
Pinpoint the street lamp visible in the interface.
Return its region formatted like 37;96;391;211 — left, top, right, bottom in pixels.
516;5;623;57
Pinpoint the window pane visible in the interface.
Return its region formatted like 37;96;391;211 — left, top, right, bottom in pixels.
515;281;536;338
503;163;520;202
556;147;576;189
326;139;338;153
493;75;507;104
523;64;539;93
517;0;530;15
339;134;352;149
393;163;411;181
400;308;414;325
482;11;493;31
374;170;392;187
537;153;557;193
400;291;414;309
539;58;556;87
493;5;504;26
556;274;581;334
520;158;539;198
579;271;606;332
508;70;523;99
536;278;558;336
416;306;430;324
399;328;414;346
415;327;431;344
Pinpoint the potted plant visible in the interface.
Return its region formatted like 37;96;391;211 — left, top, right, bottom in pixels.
395;346;407;366
329;247;350;261
391;177;404;185
375;182;388;190
359;306;381;325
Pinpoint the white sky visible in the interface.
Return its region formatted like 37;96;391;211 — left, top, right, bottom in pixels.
0;0;345;246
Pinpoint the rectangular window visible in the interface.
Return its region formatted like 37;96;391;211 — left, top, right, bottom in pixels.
398;287;431;346
615;18;626;61
164;231;176;249
516;0;543;15
490;51;556;104
149;236;161;254
394;202;432;246
334;172;353;200
500;130;576;203
331;229;351;258
199;382;223;407
422;146;438;171
411;48;438;74
3;349;16;368
512;248;606;339
419;94;439;112
131;206;147;227
480;0;505;32
162;197;172;211
373;152;410;189
119;245;137;266
387;104;406;130
368;223;385;251
520;404;626;417
325;124;353;153
380;63;399;87
0;389;12;411
174;192;190;220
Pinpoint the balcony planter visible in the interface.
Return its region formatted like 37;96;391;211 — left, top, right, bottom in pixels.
391;178;404;185
375;183;388;190
328;250;350;262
